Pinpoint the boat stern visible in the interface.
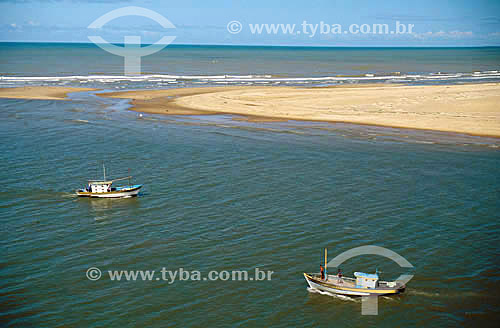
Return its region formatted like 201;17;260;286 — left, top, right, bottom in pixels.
75;189;91;197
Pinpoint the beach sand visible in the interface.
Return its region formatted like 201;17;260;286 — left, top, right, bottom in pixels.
0;86;97;100
102;83;500;137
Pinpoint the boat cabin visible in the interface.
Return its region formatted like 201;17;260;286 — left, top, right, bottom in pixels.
87;181;112;193
354;272;379;289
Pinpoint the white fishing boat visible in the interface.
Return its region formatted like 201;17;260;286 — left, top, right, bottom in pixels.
75;165;142;198
303;249;406;296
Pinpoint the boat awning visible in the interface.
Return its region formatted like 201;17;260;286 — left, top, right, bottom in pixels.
354;272;379;279
87;180;113;185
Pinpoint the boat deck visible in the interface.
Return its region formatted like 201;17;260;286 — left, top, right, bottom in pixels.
325;275;356;288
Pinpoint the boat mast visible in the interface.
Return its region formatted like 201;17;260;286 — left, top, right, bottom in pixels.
324;248;327;276
103;163;106;181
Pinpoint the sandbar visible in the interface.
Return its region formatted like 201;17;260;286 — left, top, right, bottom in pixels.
101;83;500;137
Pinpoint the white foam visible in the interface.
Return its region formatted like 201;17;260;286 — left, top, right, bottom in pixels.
307;287;358;302
1;70;499;85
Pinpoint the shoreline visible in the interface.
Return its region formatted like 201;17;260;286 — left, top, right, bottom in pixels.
1;84;499;138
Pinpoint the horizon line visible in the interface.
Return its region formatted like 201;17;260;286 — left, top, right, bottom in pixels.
0;40;499;48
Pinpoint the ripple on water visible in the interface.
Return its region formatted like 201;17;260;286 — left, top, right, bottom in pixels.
0;93;499;327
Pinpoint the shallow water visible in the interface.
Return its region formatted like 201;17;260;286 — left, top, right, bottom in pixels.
1;92;499;327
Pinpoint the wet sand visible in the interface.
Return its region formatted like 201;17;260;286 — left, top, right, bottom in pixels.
100;87;247;116
0;86;98;100
102;83;500;137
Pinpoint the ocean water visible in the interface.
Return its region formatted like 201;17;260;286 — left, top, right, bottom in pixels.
1;43;500;88
1;44;500;327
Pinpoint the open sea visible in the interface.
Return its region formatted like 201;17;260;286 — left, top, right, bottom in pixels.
1;43;499;327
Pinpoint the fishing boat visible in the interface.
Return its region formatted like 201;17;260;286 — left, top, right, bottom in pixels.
75;165;142;198
303;249;406;296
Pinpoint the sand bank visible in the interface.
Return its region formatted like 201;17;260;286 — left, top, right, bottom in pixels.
0;86;97;100
102;83;500;137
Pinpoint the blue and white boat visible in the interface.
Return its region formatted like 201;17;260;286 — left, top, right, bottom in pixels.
76;165;142;198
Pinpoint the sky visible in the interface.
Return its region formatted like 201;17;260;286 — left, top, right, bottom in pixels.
0;0;499;46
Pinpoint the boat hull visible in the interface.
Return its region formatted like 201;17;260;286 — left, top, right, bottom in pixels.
76;185;142;198
303;273;404;296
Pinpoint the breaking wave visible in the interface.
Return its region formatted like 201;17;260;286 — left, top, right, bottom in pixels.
1;70;500;87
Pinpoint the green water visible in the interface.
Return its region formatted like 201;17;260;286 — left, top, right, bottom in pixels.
1;93;499;327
